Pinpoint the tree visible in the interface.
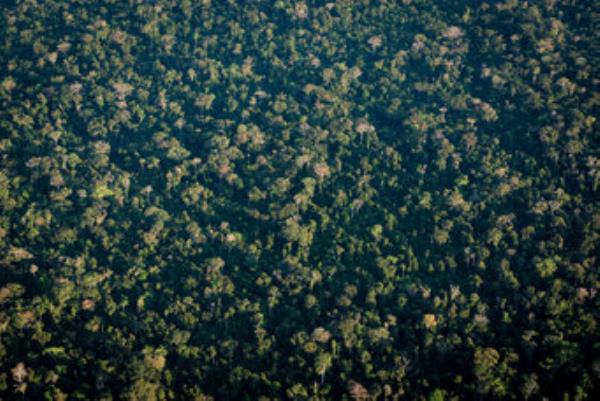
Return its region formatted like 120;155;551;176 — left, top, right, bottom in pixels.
315;352;333;385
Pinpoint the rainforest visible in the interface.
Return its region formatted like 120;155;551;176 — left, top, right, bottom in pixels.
0;1;598;400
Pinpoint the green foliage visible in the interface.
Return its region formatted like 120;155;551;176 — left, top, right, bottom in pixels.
0;0;598;400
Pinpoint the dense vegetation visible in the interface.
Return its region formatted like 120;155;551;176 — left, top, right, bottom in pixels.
1;1;598;400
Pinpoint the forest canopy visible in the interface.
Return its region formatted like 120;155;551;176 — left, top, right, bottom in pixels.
0;0;598;400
